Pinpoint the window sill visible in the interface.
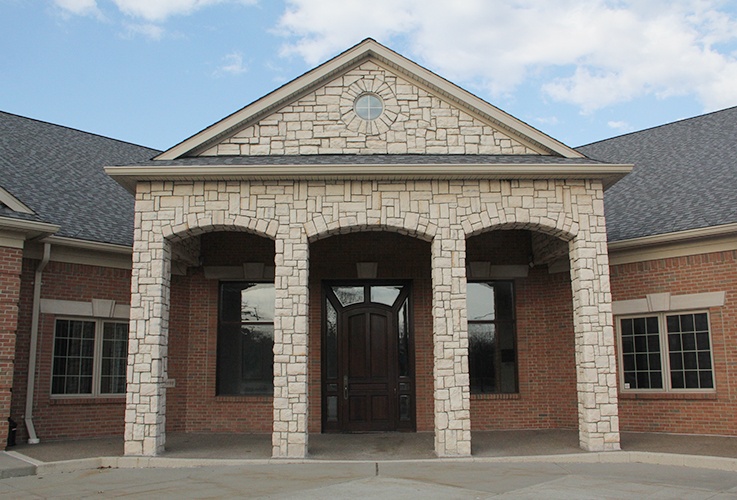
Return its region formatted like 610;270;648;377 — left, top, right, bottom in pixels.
215;395;273;403
50;396;125;405
471;393;520;400
619;392;717;400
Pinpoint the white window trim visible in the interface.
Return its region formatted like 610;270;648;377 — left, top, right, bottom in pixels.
50;317;128;399
616;309;717;394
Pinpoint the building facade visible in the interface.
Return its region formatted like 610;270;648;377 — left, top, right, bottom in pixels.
1;39;734;458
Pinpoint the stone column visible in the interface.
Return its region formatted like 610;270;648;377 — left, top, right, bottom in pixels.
125;230;170;456
0;244;23;445
272;225;309;458
431;230;472;457
568;187;620;452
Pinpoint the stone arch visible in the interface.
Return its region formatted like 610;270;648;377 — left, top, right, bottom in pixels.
463;207;578;242
305;213;437;243
162;215;279;243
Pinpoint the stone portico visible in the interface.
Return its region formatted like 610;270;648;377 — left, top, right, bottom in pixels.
123;178;619;457
108;39;629;458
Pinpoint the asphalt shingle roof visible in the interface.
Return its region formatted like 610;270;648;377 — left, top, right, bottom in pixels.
0;111;159;246
579;106;737;242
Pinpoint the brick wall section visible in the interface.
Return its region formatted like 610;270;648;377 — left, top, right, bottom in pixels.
166;233;275;434
0;246;23;445
470;268;577;429
201;62;536;156
467;231;577;430
610;250;737;435
11;259;130;441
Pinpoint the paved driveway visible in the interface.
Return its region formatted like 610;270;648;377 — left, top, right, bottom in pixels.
2;461;737;499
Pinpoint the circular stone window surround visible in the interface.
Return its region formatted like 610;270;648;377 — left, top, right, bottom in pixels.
339;77;400;136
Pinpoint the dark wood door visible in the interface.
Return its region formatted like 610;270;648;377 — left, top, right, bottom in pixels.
322;282;414;433
341;306;396;432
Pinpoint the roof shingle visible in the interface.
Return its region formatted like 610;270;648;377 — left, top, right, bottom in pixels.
0;111;159;246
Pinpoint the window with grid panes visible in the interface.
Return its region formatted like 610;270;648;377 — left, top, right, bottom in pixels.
51;319;128;396
619;312;714;392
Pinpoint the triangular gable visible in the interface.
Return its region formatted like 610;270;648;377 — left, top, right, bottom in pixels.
157;39;583;160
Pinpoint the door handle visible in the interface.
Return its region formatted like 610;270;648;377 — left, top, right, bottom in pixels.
343;375;348;400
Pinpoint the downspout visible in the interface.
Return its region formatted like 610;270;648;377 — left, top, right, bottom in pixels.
25;242;50;444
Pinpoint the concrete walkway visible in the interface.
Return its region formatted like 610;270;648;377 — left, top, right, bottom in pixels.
1;431;737;498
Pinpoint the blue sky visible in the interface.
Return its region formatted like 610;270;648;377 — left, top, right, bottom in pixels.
2;0;737;151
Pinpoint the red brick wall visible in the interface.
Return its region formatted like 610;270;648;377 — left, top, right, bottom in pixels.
0;246;23;445
166;232;276;433
13;233;734;441
610;250;737;435
11;259;131;441
467;231;578;430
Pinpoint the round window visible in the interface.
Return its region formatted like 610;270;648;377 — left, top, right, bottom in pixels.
354;93;383;121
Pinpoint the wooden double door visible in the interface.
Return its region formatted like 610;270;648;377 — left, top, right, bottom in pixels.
322;282;414;432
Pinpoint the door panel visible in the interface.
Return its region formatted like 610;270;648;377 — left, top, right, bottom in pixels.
342;308;394;431
322;282;414;433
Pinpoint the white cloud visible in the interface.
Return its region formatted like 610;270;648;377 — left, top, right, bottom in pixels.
607;120;633;132
53;0;103;18
277;0;737;113
111;0;256;22
121;22;165;40
215;52;248;76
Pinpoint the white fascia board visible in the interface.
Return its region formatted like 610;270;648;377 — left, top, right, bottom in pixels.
0;186;34;214
365;43;583;158
106;163;633;194
155;41;379;161
0;216;59;236
608;223;737;251
42;235;133;254
155;39;583;161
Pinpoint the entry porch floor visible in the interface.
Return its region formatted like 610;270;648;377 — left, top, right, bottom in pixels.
10;430;737;463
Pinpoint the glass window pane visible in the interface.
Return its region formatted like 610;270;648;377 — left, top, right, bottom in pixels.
326;300;338;379
467;283;495;321
241;284;275;322
370;286;402;306
619;316;661;389
667;313;713;390
238;324;274;394
52;319;95;395
469;323;496;393
398;301;410;377
101;322;128;394
333;286;364;307
218;282;275;396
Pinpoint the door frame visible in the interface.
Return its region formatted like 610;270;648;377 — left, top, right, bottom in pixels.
321;280;416;433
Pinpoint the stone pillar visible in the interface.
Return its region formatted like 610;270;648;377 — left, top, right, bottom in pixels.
124;231;170;456
431;231;472;457
0;244;23;445
568;191;620;452
272;225;309;458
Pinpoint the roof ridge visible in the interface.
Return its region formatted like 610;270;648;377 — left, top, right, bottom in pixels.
0;110;161;153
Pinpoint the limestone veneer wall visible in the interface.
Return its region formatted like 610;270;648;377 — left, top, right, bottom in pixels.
126;177;619;457
201;62;537;156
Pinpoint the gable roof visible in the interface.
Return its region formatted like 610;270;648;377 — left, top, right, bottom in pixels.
0;111;159;246
579;106;737;243
156;38;583;160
